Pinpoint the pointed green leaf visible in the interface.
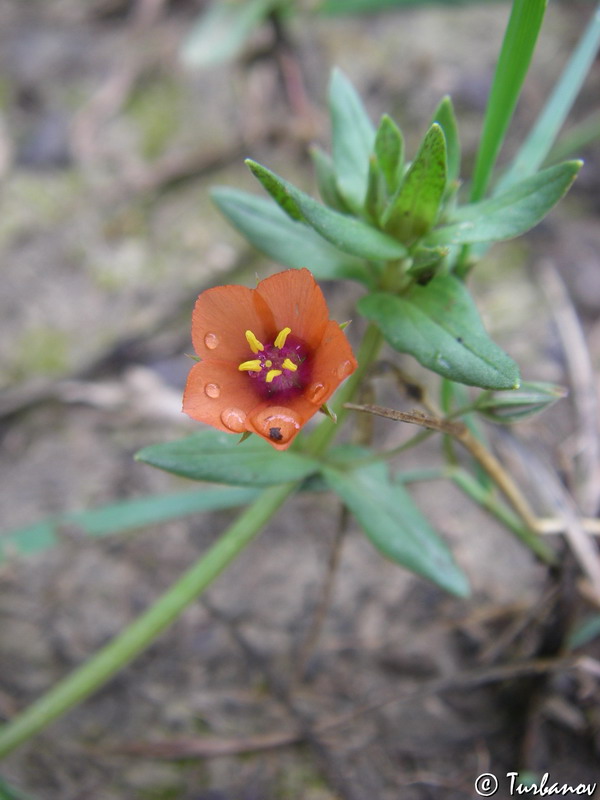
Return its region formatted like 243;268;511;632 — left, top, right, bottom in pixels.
322;459;469;597
358;275;520;390
498;6;600;192
136;430;320;487
309;145;350;212
374;114;404;194
246;159;408;261
245;160;304;221
469;0;547;201
382;123;447;244
429;160;582;246
474;381;567;424
364;154;386;223
0;487;262;565
431;96;460;184
180;0;276;68
329;68;376;211
211;187;372;285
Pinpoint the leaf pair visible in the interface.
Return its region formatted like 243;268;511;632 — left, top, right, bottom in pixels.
135;432;469;597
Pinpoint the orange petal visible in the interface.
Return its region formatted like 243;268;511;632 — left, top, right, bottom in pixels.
191;285;274;362
183;361;262;433
256;268;329;350
304;319;358;404
246;402;308;451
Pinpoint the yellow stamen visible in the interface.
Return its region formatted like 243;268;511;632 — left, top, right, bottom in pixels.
265;369;282;384
264;360;272;367
274;327;291;349
282;358;297;372
245;330;264;353
238;359;262;372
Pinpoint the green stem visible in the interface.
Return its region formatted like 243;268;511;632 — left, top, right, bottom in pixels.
0;321;384;759
450;467;555;563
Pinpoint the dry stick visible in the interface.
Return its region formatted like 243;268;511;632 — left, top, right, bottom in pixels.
539;261;600;516
345;403;542;531
294;506;349;682
344;403;600;537
109;654;577;760
496;434;600;607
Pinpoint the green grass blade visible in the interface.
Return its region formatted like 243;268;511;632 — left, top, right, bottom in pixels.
470;0;547;202
548;109;600;163
497;3;600;191
0;487;261;564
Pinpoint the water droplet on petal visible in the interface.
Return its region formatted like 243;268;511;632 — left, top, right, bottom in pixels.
204;332;219;350
335;360;354;379
220;407;247;433
251;406;302;445
204;382;220;399
307;382;328;405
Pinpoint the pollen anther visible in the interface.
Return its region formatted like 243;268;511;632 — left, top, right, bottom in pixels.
245;330;264;353
282;358;297;372
265;369;282;384
238;359;262;372
274;327;291;349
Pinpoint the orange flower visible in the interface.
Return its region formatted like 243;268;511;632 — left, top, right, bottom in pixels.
183;268;358;450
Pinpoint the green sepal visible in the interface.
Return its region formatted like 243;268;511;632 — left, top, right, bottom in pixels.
319;402;338;423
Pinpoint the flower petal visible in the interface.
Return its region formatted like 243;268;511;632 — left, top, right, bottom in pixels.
183;361;261;433
245;402;306;451
306;319;358;399
256;268;329;350
191;285;275;362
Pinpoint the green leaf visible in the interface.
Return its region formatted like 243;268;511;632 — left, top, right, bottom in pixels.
180;0;277;68
135;430;320;487
430;96;460;184
358;275;520;390
469;0;547;201
0;487;261;565
364;155;386;223
474;381;567;423
329;68;376;211
0;777;38;800
429;160;582;246
567;614;600;650
246;159;408;261
322;459;469;596
319;0;496;12
374;114;405;194
211;187;372;286
382;123;447;244
309;145;350;212
497;4;600;192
